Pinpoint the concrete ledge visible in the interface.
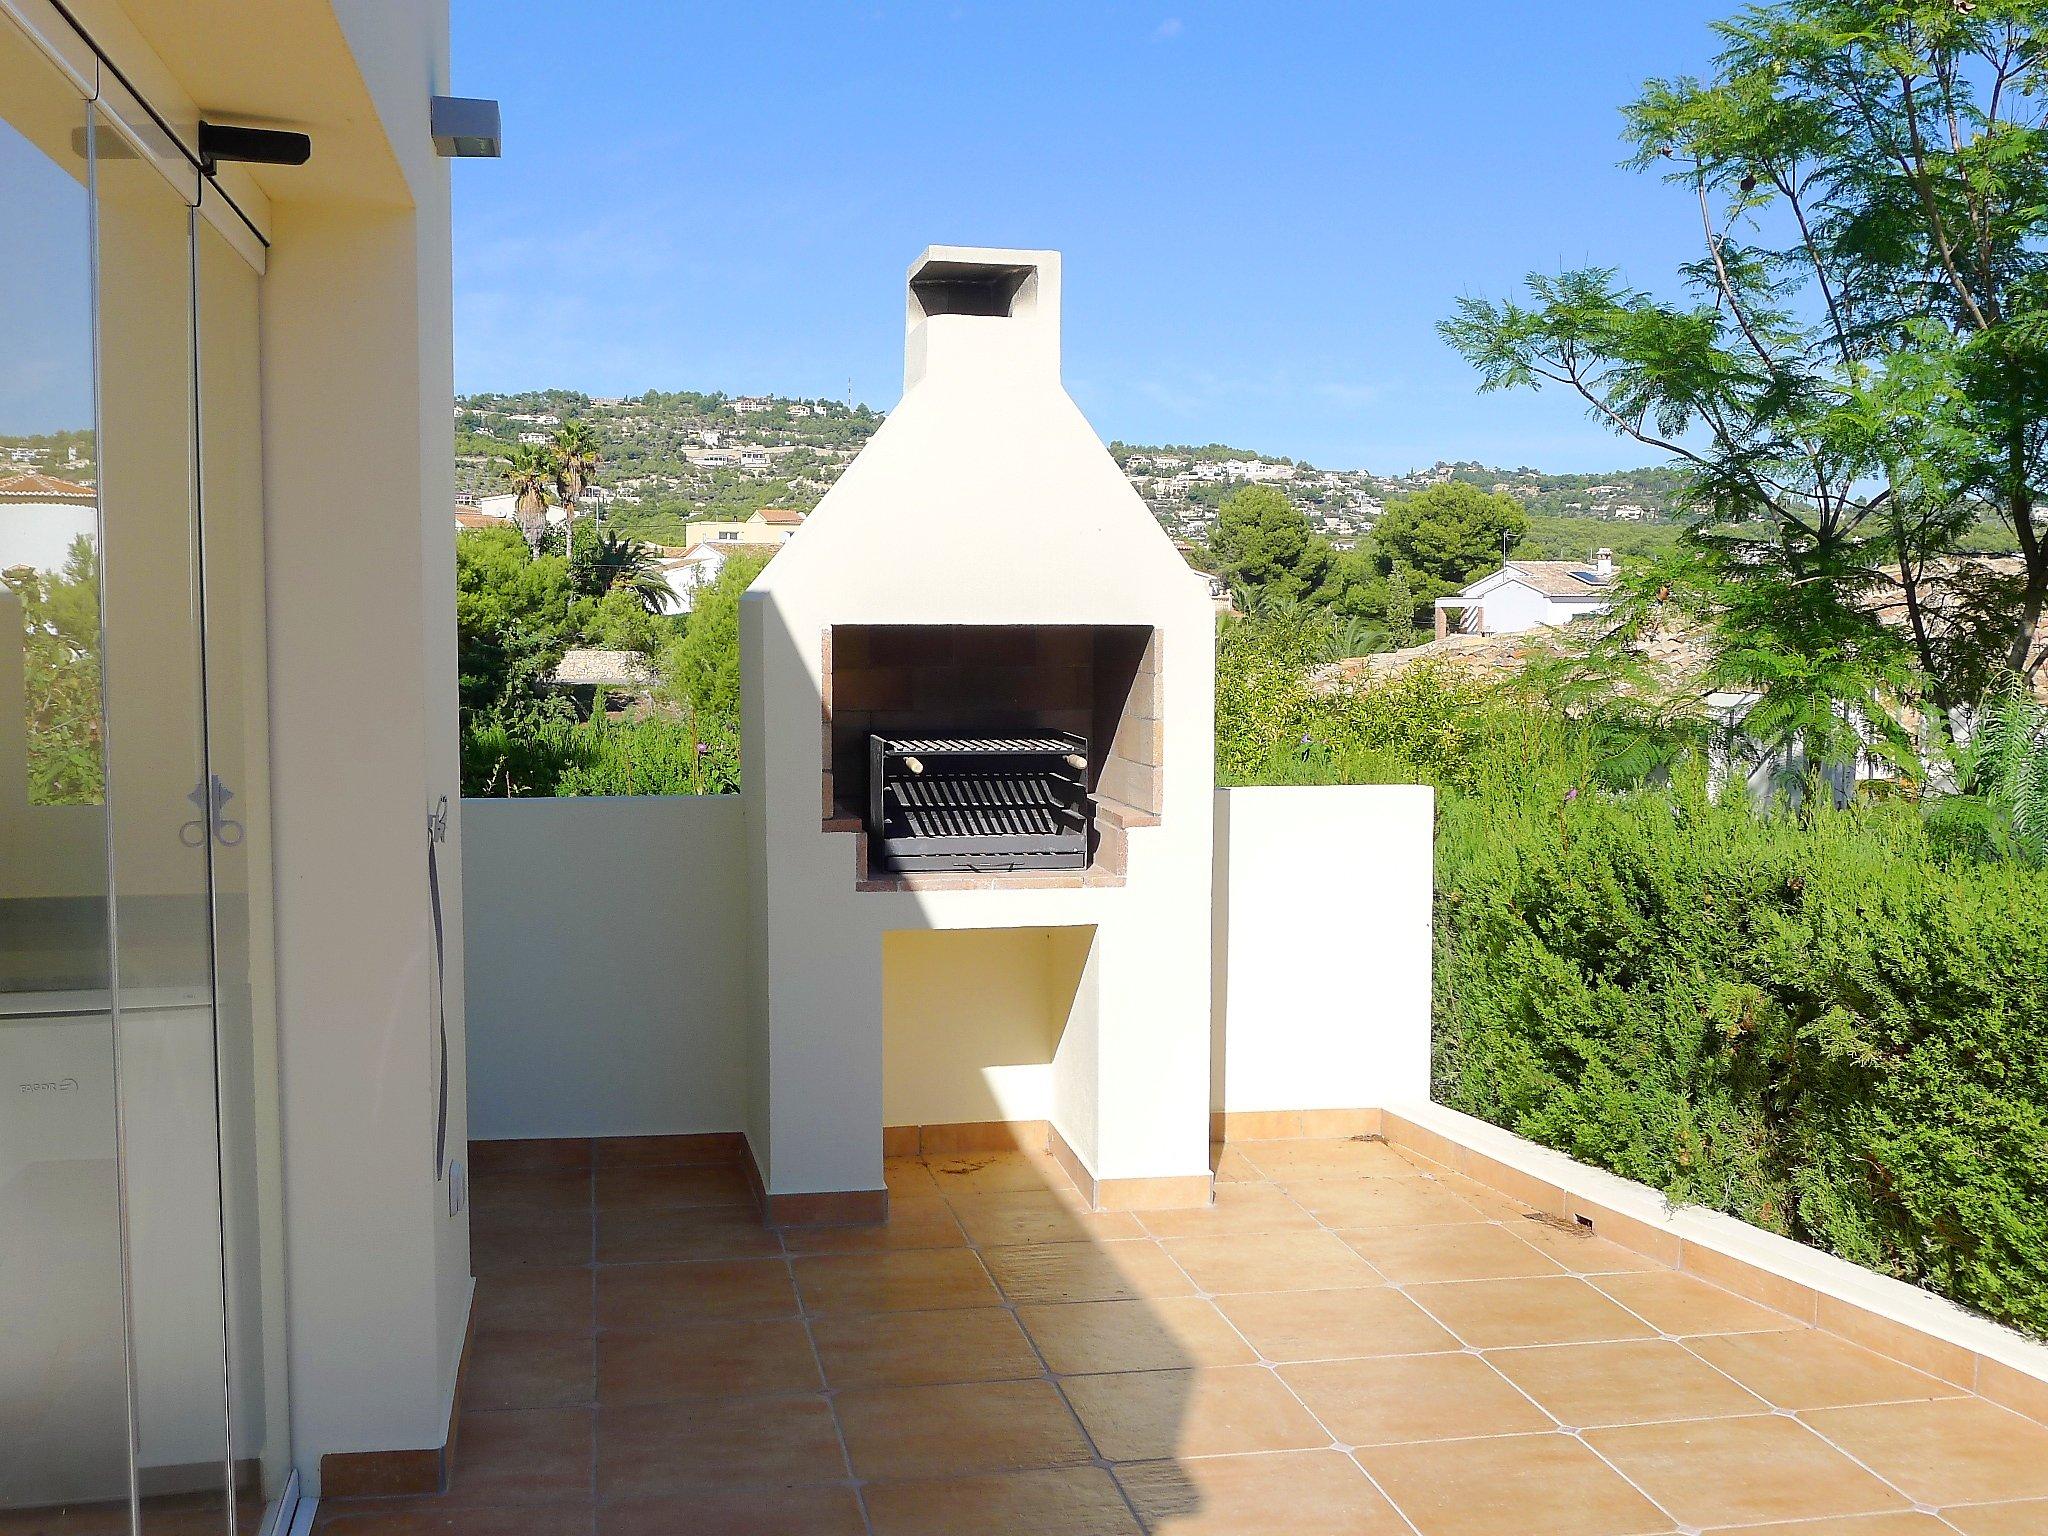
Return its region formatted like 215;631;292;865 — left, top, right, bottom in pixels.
1382;1101;2048;1427
318;1300;476;1497
1209;1108;1384;1143
765;1187;889;1228
1049;1122;1213;1212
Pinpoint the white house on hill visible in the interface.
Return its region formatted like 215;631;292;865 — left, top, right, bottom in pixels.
1434;550;1617;637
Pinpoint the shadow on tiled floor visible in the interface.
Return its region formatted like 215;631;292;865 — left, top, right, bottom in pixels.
313;1134;2048;1536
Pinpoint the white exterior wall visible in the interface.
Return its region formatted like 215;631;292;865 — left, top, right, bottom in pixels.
463;797;747;1140
1212;787;1434;1113
740;249;1217;1200
461;786;1437;1147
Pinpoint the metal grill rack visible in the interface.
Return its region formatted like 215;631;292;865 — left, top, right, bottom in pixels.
866;731;1089;873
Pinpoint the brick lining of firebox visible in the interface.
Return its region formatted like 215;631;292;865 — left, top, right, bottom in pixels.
819;624;1162;891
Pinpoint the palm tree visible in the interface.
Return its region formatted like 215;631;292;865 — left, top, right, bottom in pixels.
500;442;554;555
550;419;603;567
580;530;671;614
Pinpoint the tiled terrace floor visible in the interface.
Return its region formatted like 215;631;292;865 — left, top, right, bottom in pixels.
317;1134;2048;1536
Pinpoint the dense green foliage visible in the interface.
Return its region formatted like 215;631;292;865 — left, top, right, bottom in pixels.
461;713;737;798
5;535;103;804
1443;0;2048;740
455;523;764;798
1217;613;2048;1337
1372;483;1528;592
662;548;770;723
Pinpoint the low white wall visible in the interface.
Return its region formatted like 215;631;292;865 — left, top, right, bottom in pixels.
462;795;747;1140
1212;785;1434;1113
462;785;1436;1144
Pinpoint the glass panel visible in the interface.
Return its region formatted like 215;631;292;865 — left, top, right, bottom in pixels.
196;216;291;1534
0;20;128;1525
91;102;231;1535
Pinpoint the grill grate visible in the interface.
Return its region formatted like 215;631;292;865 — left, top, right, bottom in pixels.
893;774;1070;839
866;731;1090;873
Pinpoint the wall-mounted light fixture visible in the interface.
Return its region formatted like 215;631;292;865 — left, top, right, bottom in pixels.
197;121;312;173
432;97;502;158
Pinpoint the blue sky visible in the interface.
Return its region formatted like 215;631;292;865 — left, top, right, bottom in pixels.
451;1;1732;473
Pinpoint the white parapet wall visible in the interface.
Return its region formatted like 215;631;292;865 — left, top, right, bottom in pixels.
465;785;1436;1145
1212;785;1435;1115
463;795;749;1139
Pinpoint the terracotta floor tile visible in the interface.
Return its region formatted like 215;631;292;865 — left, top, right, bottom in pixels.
1707;1515;1957;1536
1803;1397;2048;1506
448;1408;594;1504
1164;1230;1381;1294
595;1320;820;1403
1589;1270;1801;1337
593;1133;745;1169
1019;1295;1256;1375
1210;1147;1265;1184
471;1138;592;1176
1504;1216;1663;1274
1217;1286;1459;1362
1285;1178;1486;1229
947;1189;1145;1247
1357;1431;1671;1536
834;1378;1094;1481
1060;1364;1328;1461
1485;1338;1766;1427
1408;1276;1658;1349
791;1248;998;1313
1280;1352;1551;1445
1587;1414;1911;1528
809;1305;1042;1387
473;1211;594;1273
1436;1175;1541;1222
779;1196;965;1255
471;1170;594;1216
1686;1327;1961;1411
475;1268;596;1334
468;1329;597;1411
983;1240;1195;1305
1132;1181;1319;1239
597;1486;864;1536
1237;1139;1424;1181
885;1157;941;1197
1943;1501;2048;1536
595;1395;843;1496
593;1163;753;1211
595;1260;797;1327
864;1466;1141;1536
926;1150;1081;1198
316;1499;595;1536
1116;1448;1408;1536
1338;1222;1568;1284
594;1205;780;1264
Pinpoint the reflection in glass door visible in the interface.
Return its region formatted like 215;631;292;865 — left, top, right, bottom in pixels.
2;14;293;1536
0;19;125;1517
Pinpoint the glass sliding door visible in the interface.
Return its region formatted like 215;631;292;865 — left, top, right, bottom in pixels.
2;13;293;1536
196;214;293;1536
0;20;127;1520
91;93;233;1536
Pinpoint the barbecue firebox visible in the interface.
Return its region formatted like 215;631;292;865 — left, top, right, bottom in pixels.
866;732;1089;873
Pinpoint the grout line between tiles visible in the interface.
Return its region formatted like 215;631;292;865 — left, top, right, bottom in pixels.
1161;1157;1431;1536
776;1222;877;1536
464;1141;2013;1534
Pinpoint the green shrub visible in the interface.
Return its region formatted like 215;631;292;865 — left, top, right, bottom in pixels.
462;712;737;798
1218;616;2048;1337
1436;781;2048;1336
